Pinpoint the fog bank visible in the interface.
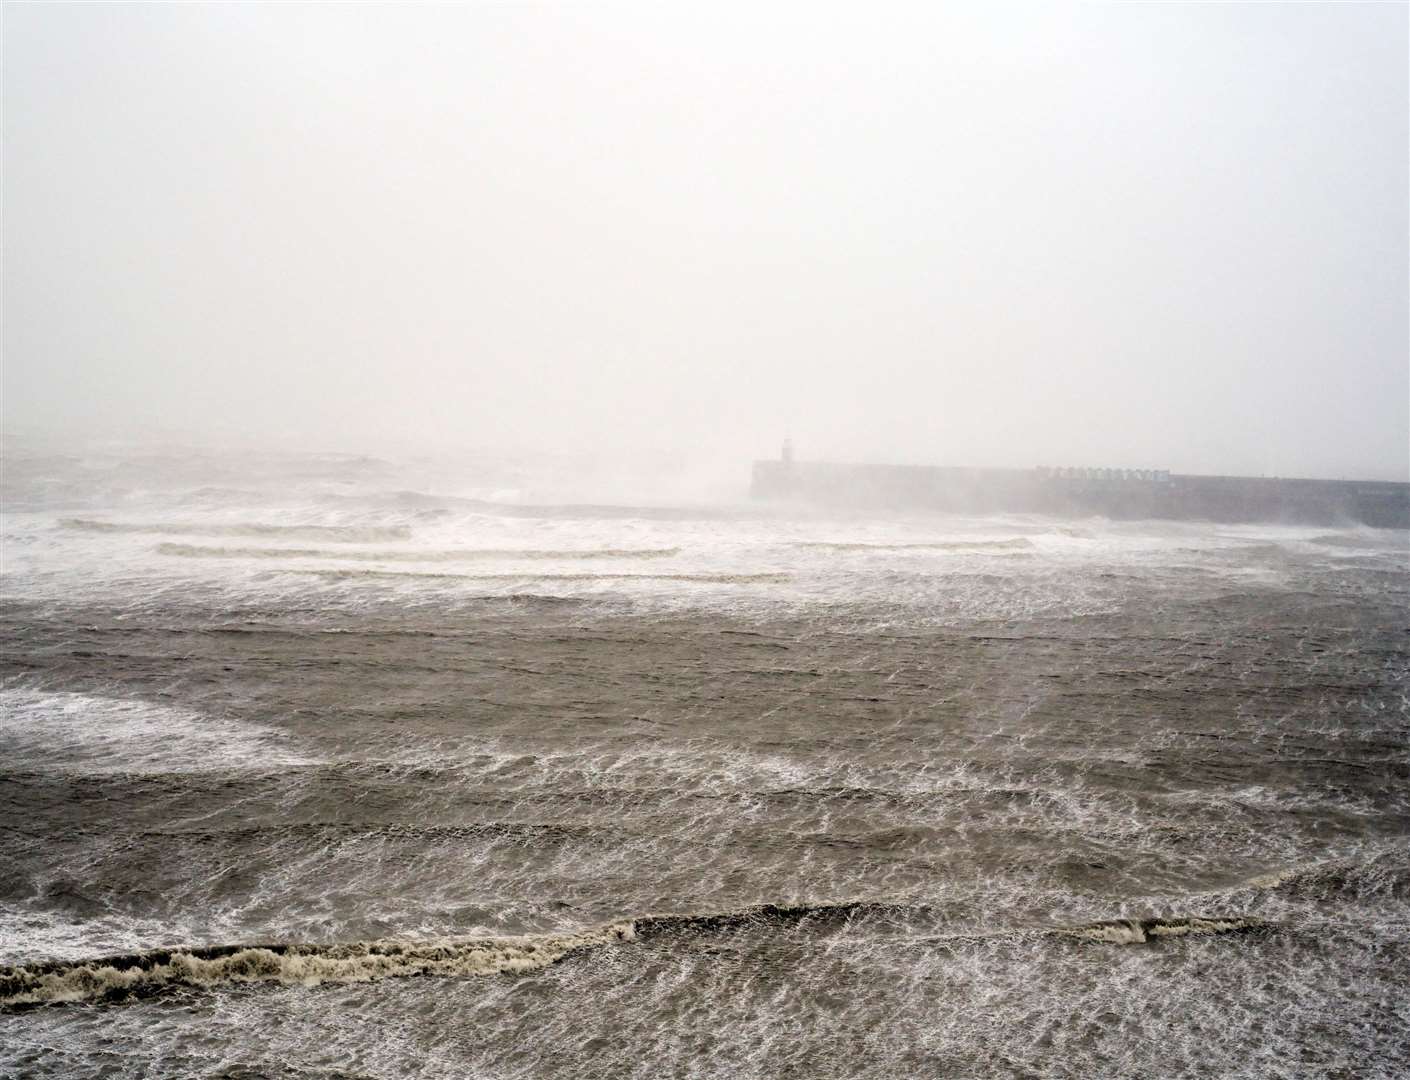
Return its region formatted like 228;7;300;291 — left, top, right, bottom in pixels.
4;4;1407;480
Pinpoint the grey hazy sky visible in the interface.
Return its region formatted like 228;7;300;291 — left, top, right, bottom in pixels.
4;3;1407;479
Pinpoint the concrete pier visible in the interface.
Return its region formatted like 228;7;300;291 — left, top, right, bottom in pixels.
751;458;1410;527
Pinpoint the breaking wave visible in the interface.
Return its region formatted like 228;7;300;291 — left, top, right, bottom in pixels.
0;689;313;774
156;543;681;561
791;539;1033;552
0;925;635;1008
633;902;1268;944
0;903;1269;1009
1055;916;1266;944
1236;850;1410;901
61;520;411;542
289;569;791;584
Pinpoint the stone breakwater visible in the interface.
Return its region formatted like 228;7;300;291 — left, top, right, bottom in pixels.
751;460;1410;526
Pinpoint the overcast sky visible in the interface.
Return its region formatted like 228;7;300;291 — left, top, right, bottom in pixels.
4;3;1407;479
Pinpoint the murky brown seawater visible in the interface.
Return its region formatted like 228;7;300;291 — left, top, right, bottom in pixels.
2;448;1407;1077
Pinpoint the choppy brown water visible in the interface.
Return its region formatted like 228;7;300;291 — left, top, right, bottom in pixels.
2;447;1408;1077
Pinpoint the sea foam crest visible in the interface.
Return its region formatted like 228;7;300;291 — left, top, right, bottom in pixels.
60;519;411;542
1;904;1271;1008
156;543;683;562
1;924;636;1007
0;689;313;773
1058;916;1267;945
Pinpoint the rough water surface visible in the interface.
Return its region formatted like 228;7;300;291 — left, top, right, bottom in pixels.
1;447;1407;1077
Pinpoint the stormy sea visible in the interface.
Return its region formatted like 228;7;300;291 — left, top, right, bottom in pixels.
2;444;1407;1079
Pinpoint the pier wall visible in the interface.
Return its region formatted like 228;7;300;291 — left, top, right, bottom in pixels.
751;460;1410;528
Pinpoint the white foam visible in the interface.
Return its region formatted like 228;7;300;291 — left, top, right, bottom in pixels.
0;922;637;1006
0;689;315;773
3;497;1358;623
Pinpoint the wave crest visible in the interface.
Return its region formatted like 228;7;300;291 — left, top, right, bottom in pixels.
291;569;790;584
1057;916;1267;945
1;924;635;1008
1240;851;1410;901
156;543;681;562
791;539;1032;552
61;520;411;542
2;903;1272;1008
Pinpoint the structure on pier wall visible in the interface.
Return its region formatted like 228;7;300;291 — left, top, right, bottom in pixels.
751;448;1410;527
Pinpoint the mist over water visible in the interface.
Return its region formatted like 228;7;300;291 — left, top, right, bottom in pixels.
4;4;1408;480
